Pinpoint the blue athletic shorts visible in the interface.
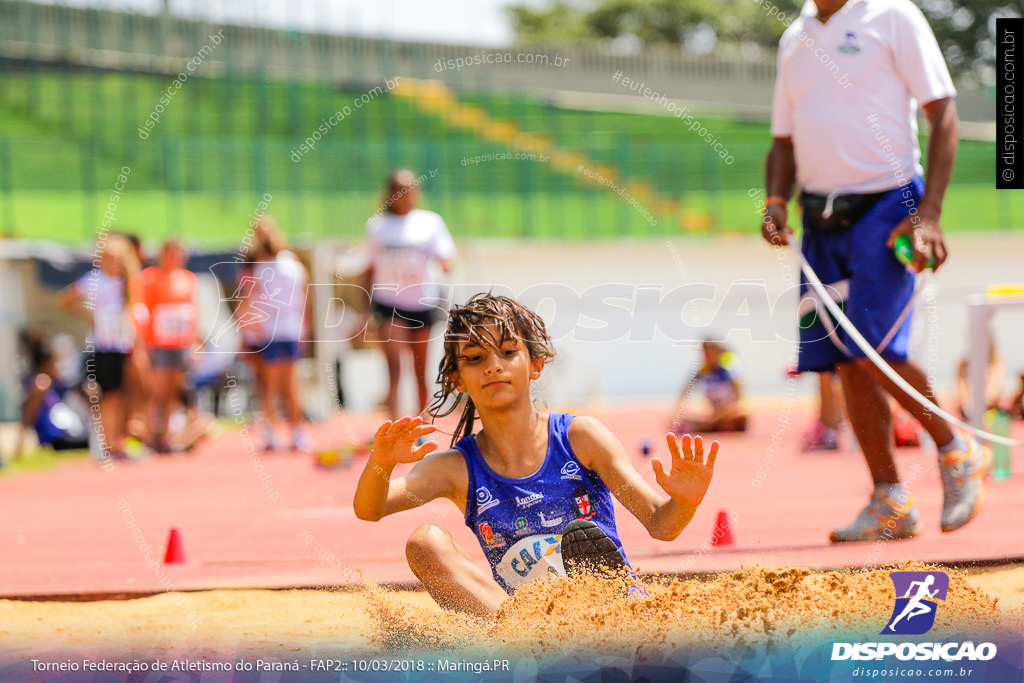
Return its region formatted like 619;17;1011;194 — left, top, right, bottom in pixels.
797;176;923;373
261;339;300;363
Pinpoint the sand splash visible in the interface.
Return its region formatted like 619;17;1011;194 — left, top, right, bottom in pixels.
365;562;1023;661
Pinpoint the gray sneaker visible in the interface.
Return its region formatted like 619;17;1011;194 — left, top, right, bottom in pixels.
829;490;923;543
939;433;990;532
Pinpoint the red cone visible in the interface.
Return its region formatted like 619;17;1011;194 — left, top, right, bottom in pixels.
163;527;189;564
711;509;735;547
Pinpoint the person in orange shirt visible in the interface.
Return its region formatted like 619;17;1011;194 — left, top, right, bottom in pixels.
139;241;198;454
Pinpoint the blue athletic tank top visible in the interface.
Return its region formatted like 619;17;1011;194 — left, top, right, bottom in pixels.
455;413;630;594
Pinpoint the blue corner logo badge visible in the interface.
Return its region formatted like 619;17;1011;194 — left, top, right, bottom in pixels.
883;571;949;635
838;31;861;54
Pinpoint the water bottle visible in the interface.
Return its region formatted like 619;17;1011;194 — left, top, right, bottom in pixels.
991;410;1012;481
893;234;936;270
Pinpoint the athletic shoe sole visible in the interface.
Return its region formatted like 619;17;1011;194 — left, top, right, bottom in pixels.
940;492;986;533
561;519;627;578
940;439;991;533
829;524;923;544
828;496;924;544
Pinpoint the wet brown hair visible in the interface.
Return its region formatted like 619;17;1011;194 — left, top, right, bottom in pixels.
427;293;555;446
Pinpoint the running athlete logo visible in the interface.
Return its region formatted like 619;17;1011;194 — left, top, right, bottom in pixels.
204;262;284;353
476;486;500;513
883;571;949;635
572;487;595;520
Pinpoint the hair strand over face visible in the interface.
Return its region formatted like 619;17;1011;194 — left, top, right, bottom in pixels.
427;294;555;446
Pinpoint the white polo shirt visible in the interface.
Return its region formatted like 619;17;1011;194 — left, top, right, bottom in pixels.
770;0;956;195
366;208;456;312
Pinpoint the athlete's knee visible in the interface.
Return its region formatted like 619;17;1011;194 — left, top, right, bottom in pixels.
406;524;450;571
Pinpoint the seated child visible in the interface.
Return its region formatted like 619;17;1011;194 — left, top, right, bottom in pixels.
14;331;89;459
668;340;748;435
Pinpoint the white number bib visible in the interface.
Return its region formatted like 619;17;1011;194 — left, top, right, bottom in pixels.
93;312;134;350
496;534;565;590
152;303;196;348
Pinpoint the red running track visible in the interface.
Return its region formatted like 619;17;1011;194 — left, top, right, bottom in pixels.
1;403;1021;598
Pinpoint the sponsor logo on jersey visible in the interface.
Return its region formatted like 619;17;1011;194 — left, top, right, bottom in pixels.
539;511;564;528
573;487;595;519
516;517;527;530
515;492;543;508
476;486;500;513
477;522;505;547
560;461;582;481
496;534;566;588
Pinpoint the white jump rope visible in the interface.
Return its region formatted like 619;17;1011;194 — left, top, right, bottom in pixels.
791;244;1023;448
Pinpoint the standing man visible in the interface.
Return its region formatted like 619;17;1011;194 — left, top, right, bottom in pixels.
762;0;989;542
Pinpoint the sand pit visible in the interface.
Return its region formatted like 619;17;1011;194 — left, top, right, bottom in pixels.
363;562;1024;663
2;563;1021;667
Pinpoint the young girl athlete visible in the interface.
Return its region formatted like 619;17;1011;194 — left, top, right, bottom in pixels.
353;294;718;616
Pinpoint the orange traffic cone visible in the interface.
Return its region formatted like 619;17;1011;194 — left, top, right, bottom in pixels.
711;509;735;547
163;527;189;564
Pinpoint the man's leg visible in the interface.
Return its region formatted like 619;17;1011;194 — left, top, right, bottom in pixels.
820;372;844;431
861;358;955;448
874;357;989;532
836;360;897;484
830;359;922;542
405;524;508;617
827;180;938;540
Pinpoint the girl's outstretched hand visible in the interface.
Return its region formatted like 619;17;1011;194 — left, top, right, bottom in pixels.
652;433;718;508
372;416;438;466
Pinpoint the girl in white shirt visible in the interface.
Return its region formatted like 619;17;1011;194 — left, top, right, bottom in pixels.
58;234;139;461
365;170;456;418
238;220;313;452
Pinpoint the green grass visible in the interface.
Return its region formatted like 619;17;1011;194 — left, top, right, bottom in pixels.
6;183;1018;248
0;445;90;477
2;189;675;245
0;68;1018;244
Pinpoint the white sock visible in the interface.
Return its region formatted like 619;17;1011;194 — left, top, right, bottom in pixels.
938;432;967;455
875;483;908;504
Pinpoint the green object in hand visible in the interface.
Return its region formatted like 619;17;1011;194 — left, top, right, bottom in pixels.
987;409;1012;481
893;234;936;270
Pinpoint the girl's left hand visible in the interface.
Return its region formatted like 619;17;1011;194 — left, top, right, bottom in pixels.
652;433;717;508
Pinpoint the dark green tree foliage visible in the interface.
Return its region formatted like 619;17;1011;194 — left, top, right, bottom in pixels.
509;0;1022;79
918;0;1020;81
